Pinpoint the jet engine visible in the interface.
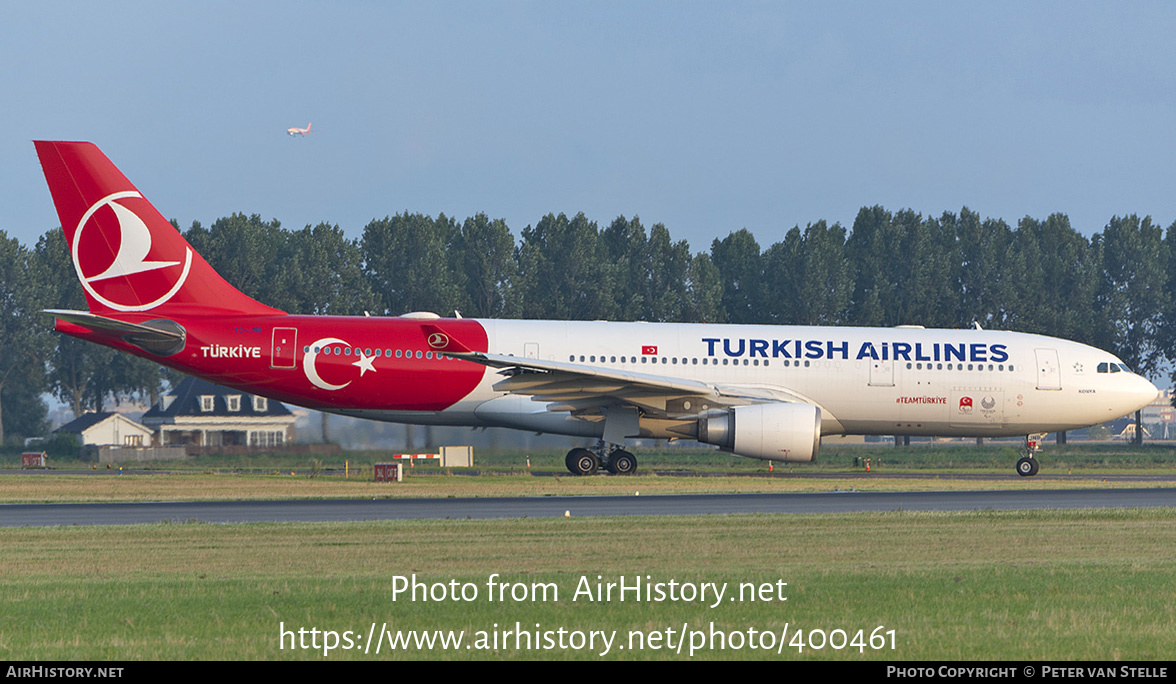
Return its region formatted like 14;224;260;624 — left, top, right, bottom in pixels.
697;403;821;462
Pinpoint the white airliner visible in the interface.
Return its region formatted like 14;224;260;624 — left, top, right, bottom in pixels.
287;122;312;136
35;141;1159;477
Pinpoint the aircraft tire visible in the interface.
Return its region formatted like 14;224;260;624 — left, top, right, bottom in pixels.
567;448;599;476
607;450;637;475
1016;457;1039;477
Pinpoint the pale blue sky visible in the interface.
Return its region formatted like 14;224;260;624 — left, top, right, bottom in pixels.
4;1;1176;251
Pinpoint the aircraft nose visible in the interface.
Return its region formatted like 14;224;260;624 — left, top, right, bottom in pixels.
1131;375;1160;412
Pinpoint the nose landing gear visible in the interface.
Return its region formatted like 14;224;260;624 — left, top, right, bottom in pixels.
1016;433;1045;477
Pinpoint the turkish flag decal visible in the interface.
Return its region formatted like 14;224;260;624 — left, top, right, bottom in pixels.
642;345;658;355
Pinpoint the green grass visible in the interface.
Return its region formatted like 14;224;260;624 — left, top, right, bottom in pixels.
2;509;1174;660
8;442;1176;474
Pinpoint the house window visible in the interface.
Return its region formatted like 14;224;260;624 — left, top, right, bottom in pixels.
227;395;241;412
250;430;284;447
253;396;268;412
200;396;214;412
124;435;143;447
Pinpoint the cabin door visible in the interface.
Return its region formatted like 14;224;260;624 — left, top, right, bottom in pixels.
869;359;894;386
271;327;298;369
1034;348;1061;390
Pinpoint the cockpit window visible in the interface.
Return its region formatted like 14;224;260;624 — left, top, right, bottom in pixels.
1097;362;1132;374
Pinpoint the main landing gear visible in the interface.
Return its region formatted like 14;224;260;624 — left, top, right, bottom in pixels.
1015;433;1045;477
565;441;637;476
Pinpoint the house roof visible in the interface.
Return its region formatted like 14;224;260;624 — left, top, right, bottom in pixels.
141;376;292;419
54;412;152;435
55;412;114;434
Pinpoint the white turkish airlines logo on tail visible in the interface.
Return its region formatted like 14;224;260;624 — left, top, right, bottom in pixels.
73;191;193;312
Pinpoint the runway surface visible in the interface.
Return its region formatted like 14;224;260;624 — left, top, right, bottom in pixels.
2;488;1174;526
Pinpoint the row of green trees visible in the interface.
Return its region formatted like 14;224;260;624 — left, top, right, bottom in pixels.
1;205;1172;443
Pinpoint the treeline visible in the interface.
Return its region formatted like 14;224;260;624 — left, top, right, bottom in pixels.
1;205;1172;443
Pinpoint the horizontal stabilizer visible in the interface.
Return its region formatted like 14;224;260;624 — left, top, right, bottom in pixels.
45;309;186;356
45;309;182;338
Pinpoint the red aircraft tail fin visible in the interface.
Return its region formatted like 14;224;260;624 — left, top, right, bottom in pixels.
34;141;283;317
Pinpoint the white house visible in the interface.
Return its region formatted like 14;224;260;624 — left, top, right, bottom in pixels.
140;376;297;448
53;412;155;447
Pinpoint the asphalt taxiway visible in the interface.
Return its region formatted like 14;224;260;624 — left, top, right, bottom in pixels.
2;488;1174;526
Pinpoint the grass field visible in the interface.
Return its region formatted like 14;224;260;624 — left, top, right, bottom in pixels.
1;510;1173;660
4;443;1176;504
2;444;1174;660
9;442;1176;474
0;469;1172;504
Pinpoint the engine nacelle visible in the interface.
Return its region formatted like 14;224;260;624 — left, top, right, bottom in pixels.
697;403;821;462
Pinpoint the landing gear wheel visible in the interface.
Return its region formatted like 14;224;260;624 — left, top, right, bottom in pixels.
606;450;637;475
1016;457;1039;477
566;448;599;476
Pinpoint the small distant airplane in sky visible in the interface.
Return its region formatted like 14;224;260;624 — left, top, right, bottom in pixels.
286;122;312;136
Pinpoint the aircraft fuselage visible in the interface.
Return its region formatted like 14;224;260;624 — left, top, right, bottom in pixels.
58;314;1157;441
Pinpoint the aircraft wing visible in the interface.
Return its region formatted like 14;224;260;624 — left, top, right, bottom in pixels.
451;350;813;420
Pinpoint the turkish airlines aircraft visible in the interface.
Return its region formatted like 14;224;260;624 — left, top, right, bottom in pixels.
287;122;312;136
35;141;1159;477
